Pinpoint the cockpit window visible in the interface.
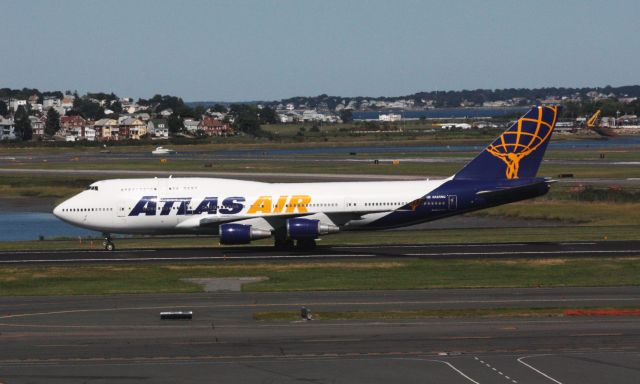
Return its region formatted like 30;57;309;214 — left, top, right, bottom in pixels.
86;186;99;191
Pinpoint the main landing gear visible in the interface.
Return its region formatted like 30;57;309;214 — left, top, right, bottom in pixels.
102;233;115;251
274;237;316;250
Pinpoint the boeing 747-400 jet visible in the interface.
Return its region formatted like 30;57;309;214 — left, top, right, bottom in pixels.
54;106;559;250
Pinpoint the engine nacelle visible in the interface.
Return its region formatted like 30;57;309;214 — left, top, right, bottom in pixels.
219;224;271;245
286;218;339;240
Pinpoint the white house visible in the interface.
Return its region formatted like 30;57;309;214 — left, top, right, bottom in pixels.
29;116;45;137
9;99;27;111
148;119;169;138
0;117;15;140
43;96;61;109
183;118;200;133
84;126;96;141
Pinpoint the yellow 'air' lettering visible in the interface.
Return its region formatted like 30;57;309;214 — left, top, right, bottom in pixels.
286;195;311;213
247;196;272;214
272;196;288;214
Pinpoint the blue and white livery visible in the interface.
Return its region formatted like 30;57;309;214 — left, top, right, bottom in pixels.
54;106;560;250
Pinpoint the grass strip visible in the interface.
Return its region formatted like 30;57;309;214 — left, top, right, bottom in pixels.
253;307;640;321
1;257;640;296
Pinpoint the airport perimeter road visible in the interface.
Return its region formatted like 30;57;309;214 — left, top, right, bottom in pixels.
1;288;639;383
1;240;639;264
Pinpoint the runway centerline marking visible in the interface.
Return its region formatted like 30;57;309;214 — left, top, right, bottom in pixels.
517;355;563;384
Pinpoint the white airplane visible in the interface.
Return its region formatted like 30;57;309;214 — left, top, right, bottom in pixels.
54;106;560;251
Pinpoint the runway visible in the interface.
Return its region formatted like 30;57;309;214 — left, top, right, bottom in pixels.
1;240;639;264
1;287;639;383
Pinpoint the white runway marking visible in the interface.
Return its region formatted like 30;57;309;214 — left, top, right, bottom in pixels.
400;358;480;384
517;355;563;384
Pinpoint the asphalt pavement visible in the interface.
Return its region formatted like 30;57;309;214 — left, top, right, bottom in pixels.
1;287;639;383
1;240;639;264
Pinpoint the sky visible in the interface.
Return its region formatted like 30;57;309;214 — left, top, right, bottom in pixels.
1;0;639;101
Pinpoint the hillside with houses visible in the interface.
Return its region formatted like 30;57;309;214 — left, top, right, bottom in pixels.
0;92;235;142
2;85;640;142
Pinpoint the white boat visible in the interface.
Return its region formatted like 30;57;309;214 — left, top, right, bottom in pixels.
151;146;176;155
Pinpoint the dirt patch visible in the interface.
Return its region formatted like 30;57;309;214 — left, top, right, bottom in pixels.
182;277;269;292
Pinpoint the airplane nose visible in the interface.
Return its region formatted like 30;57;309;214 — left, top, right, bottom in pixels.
53;203;64;219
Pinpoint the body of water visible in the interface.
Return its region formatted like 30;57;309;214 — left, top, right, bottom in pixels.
352;107;529;120
0;212;99;241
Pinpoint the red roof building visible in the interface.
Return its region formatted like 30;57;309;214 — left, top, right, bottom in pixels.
197;116;234;136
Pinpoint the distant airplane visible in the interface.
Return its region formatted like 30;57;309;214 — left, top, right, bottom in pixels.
54;106;560;251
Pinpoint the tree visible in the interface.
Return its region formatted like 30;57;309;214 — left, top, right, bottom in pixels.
230;104;262;135
0;100;7;117
71;97;105;120
210;103;228;113
259;106;278;124
14;105;32;141
45;107;61;136
167;114;184;135
339;109;353;123
110;100;123;114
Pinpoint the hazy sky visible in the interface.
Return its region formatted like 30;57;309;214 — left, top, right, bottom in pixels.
1;0;639;101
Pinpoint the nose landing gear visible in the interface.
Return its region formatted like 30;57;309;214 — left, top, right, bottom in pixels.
102;233;115;251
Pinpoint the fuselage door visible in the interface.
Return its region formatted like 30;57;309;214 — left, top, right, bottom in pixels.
117;202;128;217
447;195;458;210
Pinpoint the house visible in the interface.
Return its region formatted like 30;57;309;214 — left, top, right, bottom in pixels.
60;115;87;136
9;99;27;112
147;119;169;138
61;96;75;110
29;116;45;137
134;112;151;121
83;126;96;141
119;117;147;139
27;95;42;112
198;116;233;136
0;117;16;140
159;108;173;117
183;118;200;133
43;96;61;109
94;118;119;140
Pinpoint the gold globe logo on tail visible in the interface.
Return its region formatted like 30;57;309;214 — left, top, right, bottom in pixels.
486;106;558;179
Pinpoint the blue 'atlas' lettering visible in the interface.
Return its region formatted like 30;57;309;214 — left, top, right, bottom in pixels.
219;197;245;214
192;197;218;214
129;196;157;216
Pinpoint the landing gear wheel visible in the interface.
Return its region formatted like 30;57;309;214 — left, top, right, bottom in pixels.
296;238;317;250
102;233;115;251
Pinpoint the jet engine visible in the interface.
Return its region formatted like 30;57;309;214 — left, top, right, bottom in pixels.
219;223;271;245
286;218;339;239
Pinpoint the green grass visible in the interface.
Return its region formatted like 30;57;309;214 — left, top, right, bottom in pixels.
474;201;640;226
2;256;640;296
253;307;607;321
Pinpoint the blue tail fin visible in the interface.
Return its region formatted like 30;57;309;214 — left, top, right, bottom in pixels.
454;106;560;180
